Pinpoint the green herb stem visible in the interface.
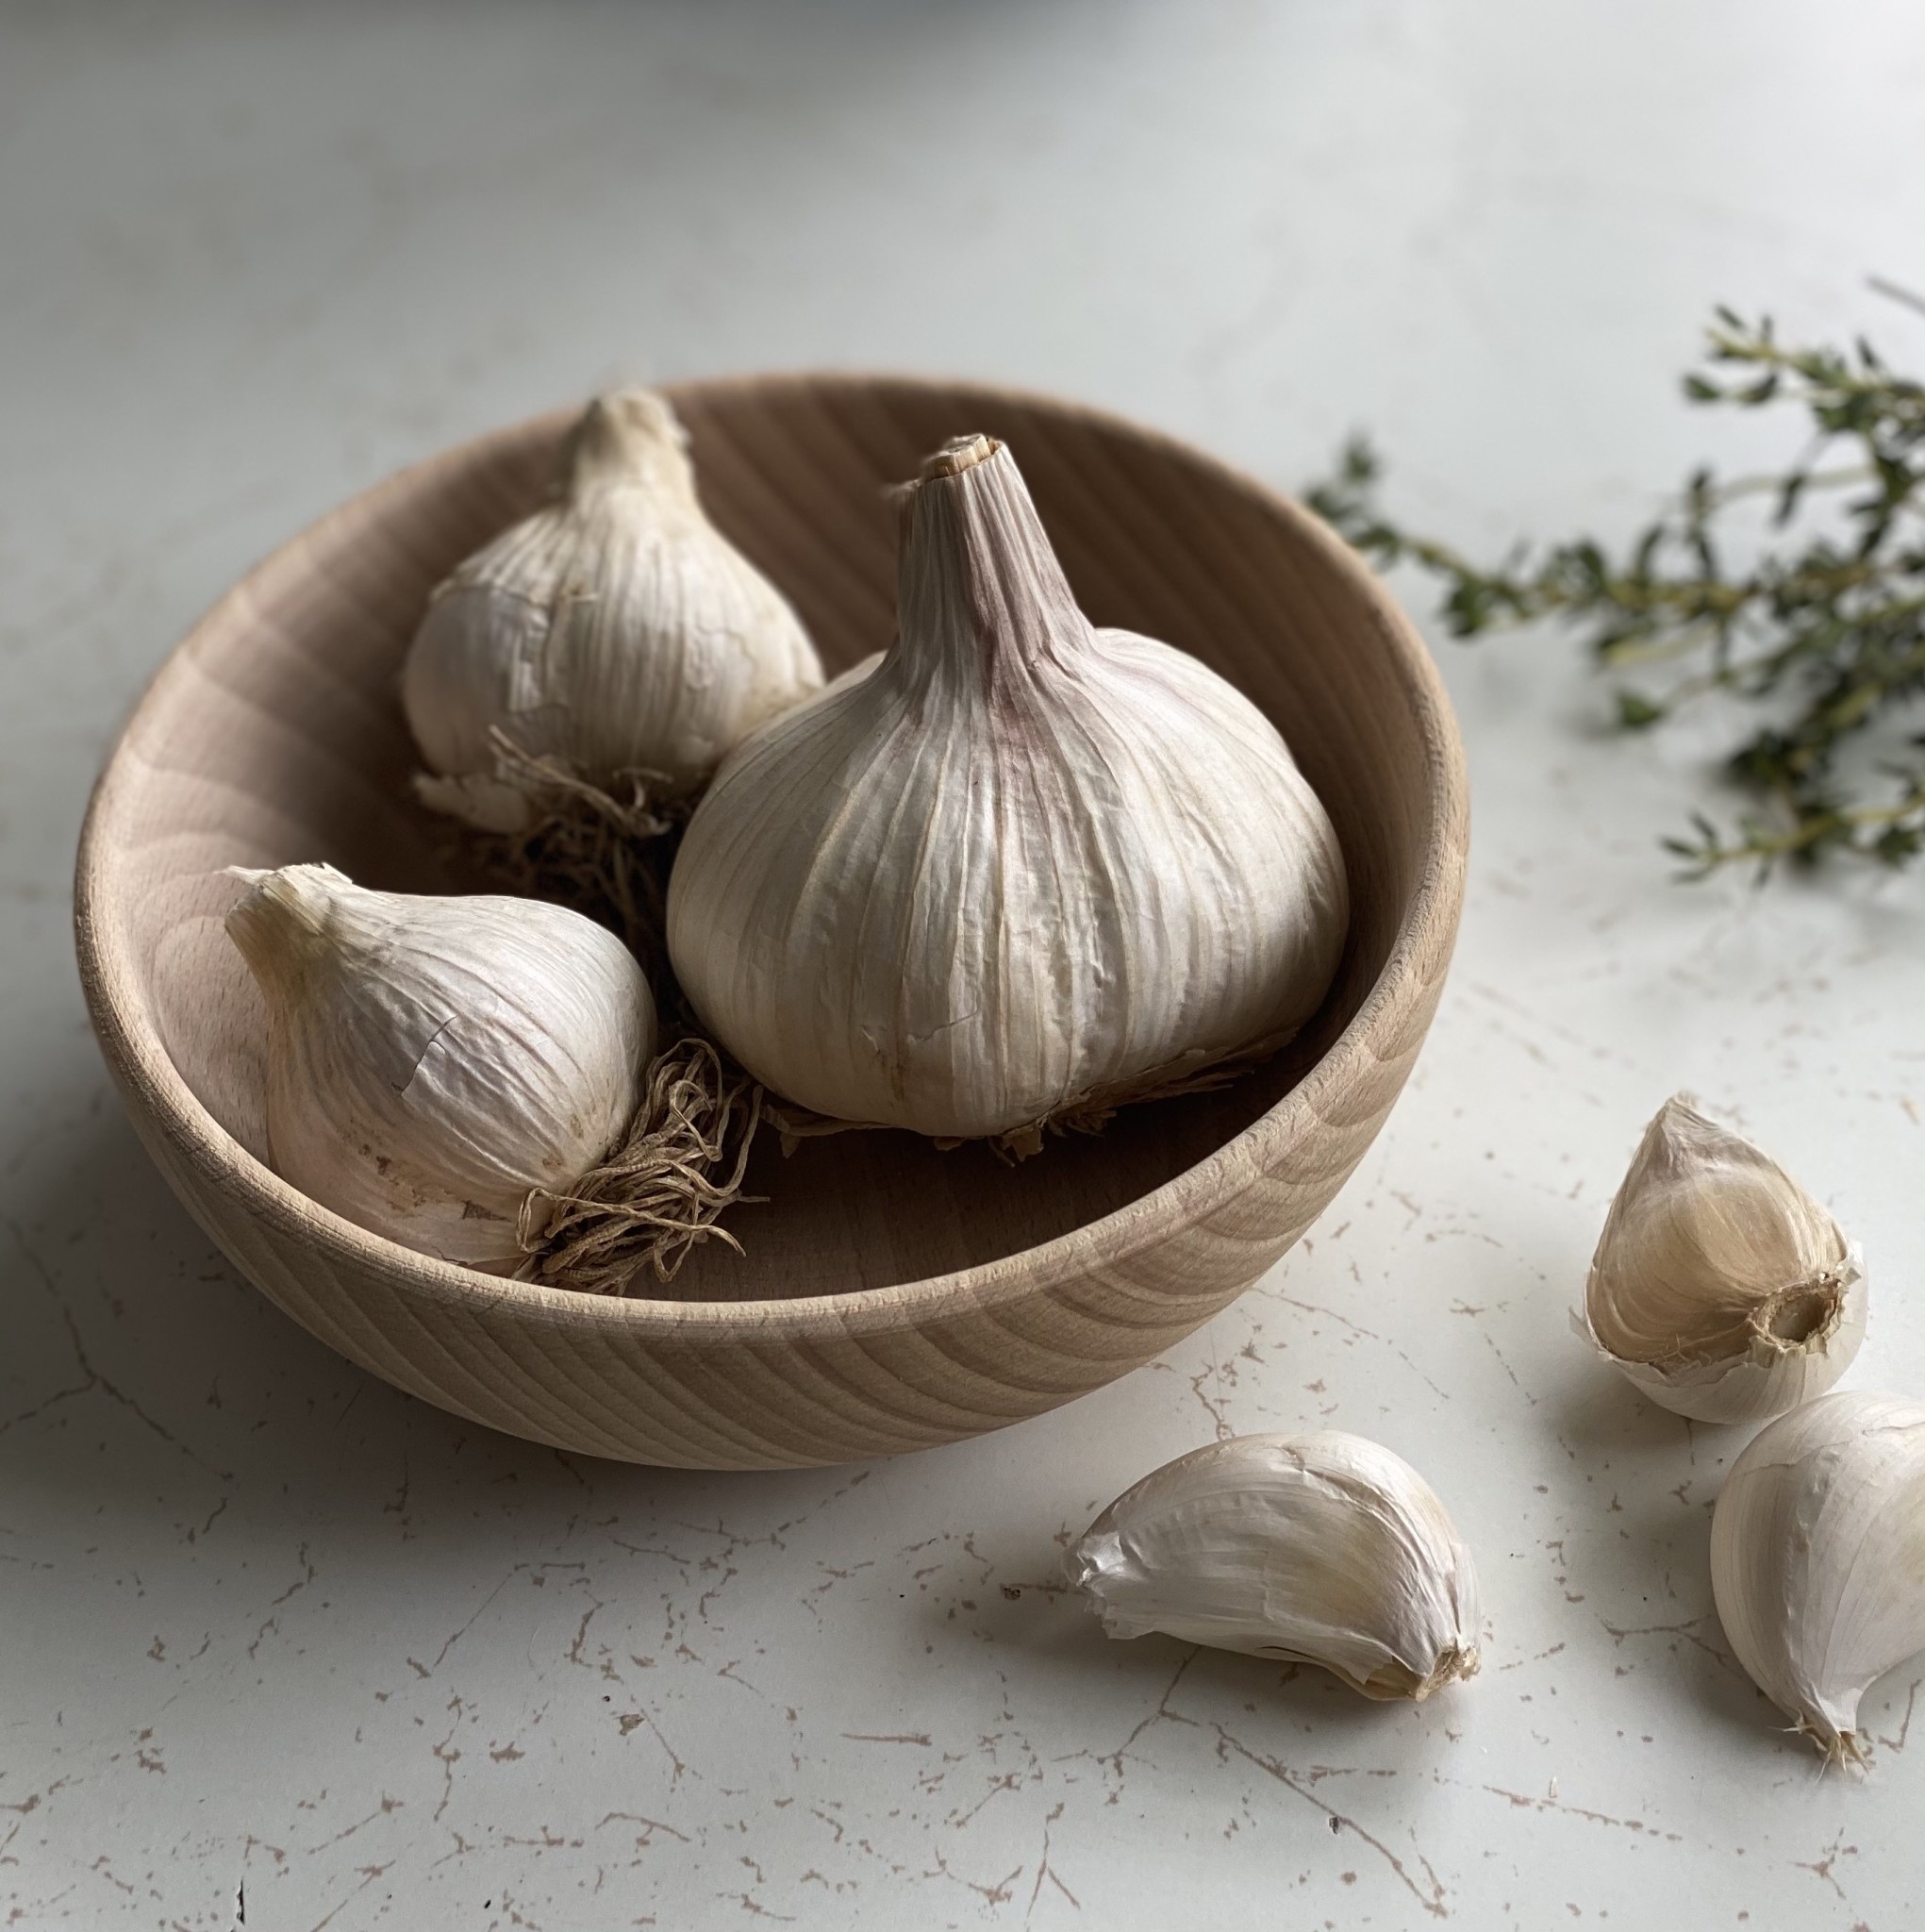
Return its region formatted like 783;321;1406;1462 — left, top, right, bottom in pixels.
1307;301;1925;878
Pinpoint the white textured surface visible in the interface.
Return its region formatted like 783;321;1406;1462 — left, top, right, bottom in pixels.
7;4;1925;1925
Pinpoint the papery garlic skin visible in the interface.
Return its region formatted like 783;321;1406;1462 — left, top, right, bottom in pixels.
403;389;823;830
666;434;1348;1146
225;863;655;1273
1067;1432;1480;1700
1581;1095;1865;1424
1710;1390;1925;1764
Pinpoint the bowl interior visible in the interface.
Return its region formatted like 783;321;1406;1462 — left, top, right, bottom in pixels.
104;376;1440;1299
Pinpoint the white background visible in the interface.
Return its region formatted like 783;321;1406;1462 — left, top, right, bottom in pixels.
6;4;1925;1926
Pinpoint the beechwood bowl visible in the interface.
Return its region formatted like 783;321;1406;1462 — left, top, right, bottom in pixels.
75;375;1469;1470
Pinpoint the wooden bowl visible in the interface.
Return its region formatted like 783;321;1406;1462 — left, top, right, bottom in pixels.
74;375;1467;1469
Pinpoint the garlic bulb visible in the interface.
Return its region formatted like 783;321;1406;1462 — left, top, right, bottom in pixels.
403;389;823;832
1580;1095;1865;1424
666;434;1348;1148
225;863;654;1272
1067;1432;1480;1700
1710;1390;1925;1764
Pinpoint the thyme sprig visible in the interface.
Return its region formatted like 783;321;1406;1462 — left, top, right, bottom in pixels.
1307;301;1925;875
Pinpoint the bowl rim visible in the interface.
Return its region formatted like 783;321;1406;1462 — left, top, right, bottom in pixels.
73;371;1469;1342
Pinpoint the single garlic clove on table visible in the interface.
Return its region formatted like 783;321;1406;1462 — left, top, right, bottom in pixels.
225;863;655;1273
666;432;1349;1149
403;388;824;829
1580;1094;1865;1424
1067;1432;1481;1700
1711;1389;1925;1766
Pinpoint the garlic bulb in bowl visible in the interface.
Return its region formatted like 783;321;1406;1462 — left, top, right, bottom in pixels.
225;863;655;1274
666;433;1349;1152
402;388;824;833
1580;1095;1865;1424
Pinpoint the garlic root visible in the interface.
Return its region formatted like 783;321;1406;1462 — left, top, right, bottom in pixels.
517;1036;763;1293
451;726;689;1008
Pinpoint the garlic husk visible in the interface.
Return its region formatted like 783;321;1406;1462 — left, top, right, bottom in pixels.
1580;1095;1865;1424
225;863;655;1273
402;389;824;830
1710;1390;1925;1764
1067;1432;1480;1700
665;434;1349;1147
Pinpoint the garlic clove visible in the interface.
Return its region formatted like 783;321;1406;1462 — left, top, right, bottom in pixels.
666;433;1348;1147
225;862;655;1273
1580;1094;1865;1424
412;770;548;837
1067;1432;1480;1700
402;388;824;822
1710;1389;1925;1765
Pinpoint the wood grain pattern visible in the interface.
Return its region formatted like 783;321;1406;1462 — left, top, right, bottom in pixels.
73;375;1469;1469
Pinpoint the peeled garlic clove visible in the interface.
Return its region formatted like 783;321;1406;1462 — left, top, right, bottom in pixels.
666;433;1348;1146
1580;1094;1865;1424
1710;1390;1925;1764
403;388;824;826
225;863;655;1273
1067;1431;1480;1700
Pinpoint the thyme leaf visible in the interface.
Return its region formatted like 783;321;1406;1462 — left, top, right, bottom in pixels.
1306;298;1925;877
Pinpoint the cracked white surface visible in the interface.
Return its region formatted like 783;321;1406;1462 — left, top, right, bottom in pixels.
5;3;1925;1925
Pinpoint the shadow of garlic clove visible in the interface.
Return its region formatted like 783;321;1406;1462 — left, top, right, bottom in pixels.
1066;1431;1481;1701
1711;1390;1925;1768
1579;1094;1865;1424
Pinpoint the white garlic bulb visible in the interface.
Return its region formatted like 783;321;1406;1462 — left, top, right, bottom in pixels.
403;388;824;832
1067;1432;1481;1700
225;863;655;1273
666;434;1348;1148
1710;1390;1925;1765
1580;1095;1865;1424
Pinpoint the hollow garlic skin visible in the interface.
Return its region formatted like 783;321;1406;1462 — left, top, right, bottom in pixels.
1710;1390;1925;1765
1067;1432;1480;1700
403;389;823;830
1581;1095;1865;1424
665;434;1349;1146
225;863;655;1273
